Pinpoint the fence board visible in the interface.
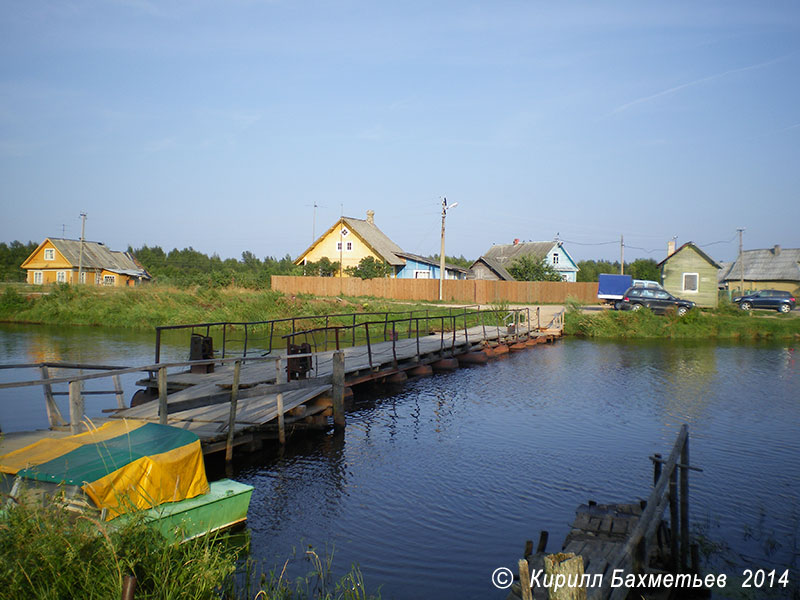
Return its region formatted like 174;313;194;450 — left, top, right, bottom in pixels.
271;276;598;304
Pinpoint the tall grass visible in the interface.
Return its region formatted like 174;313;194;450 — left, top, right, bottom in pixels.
0;284;460;331
0;502;380;600
565;305;800;339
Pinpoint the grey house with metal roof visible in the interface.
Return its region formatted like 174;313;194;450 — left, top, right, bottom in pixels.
720;245;800;294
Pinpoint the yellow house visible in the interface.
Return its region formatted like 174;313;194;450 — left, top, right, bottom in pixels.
21;238;151;287
295;211;405;277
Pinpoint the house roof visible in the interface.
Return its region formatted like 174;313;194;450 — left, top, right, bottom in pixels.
470;240;577;281
295;215;406;266
22;238;150;278
720;246;800;282
469;255;515;281
657;242;722;269
395;252;468;273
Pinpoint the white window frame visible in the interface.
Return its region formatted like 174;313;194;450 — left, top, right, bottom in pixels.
552;252;559;265
103;275;116;286
33;271;43;285
413;270;431;279
95;273;102;285
345;241;353;251
44;248;55;261
682;272;699;293
56;271;66;283
80;271;87;284
336;241;343;251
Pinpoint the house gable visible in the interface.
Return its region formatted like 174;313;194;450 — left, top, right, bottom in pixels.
295;212;405;277
21;238;73;270
659;242;721;307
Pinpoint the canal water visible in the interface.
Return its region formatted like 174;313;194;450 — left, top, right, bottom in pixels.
1;323;798;599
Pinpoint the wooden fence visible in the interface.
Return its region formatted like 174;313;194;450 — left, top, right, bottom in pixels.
271;276;599;305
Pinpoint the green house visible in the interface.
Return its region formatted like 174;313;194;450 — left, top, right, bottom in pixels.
658;242;722;308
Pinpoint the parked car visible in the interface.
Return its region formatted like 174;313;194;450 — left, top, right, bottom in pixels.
732;290;796;313
620;286;696;316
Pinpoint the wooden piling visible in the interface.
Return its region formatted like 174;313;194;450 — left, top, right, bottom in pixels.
544;553;586;600
680;436;690;570
225;359;241;462
113;374;125;409
518;559;533;600
332;350;345;429
68;380;84;434
275;357;286;445
41;365;66;428
158;366;168;425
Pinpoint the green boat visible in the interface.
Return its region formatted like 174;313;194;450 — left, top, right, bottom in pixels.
1;420;253;542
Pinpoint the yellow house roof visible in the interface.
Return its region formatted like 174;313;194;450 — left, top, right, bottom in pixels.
295;213;405;267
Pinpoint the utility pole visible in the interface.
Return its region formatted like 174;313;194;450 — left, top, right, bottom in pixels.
78;212;87;285
439;197;458;301
737;228;745;293
620;234;625;275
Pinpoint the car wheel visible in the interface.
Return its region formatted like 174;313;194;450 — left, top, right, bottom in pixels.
631;303;642;311
740;301;752;311
614;301;622;311
778;304;791;314
677;306;689;316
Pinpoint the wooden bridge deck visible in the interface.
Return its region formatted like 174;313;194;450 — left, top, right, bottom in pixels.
113;325;549;450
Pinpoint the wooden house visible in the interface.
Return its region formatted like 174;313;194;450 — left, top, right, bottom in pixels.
658;242;721;307
468;240;579;282
719;246;800;294
295;210;466;279
21;238;150;287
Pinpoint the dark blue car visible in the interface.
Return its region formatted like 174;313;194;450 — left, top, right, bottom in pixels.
733;290;796;313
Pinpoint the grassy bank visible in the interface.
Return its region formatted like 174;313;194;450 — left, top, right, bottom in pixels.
565;303;800;340
0;502;379;600
0;284;454;331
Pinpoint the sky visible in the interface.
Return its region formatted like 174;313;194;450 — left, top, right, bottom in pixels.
1;1;799;265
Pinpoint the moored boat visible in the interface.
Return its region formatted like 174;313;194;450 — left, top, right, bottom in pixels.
0;420;253;542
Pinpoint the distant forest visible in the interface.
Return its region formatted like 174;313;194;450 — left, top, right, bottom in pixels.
1;240;660;287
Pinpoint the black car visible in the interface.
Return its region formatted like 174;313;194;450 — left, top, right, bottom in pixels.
620;286;696;316
733;290;796;313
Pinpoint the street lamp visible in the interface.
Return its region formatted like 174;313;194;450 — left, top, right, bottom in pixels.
439;197;458;301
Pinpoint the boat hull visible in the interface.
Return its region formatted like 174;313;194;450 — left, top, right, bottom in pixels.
116;479;254;542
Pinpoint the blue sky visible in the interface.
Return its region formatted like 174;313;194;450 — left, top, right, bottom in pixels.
1;1;798;264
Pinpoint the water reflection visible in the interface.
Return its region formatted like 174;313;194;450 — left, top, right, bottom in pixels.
1;325;798;599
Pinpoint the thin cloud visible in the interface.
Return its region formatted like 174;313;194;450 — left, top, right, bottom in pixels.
608;54;793;116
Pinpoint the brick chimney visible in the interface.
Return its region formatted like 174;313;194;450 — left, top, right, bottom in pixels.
366;210;375;224
772;244;781;256
667;240;676;257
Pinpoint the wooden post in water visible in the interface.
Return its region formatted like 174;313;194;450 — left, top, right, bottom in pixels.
113;374;125;409
669;466;679;572
158;366;168;425
225;360;242;462
544;553;586;600
41;365;66;428
652;453;662;486
518;559;533;600
68;380;84;434
680;436;690;570
275;356;286;445
332;350;345;430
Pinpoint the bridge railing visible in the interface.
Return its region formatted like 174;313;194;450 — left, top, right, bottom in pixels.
152;305;482;363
